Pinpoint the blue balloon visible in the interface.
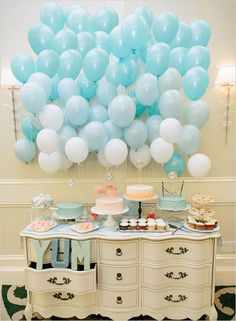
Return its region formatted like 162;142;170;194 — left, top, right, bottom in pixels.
105;61;120;87
134;6;153;29
164;152;185;177
65;95;90;126
177;124;201;156
140;36;155;63
109;26;130;60
97;82;117;107
183;67;209;100
77;32;95;58
108;95;136;128
28;24;54;54
121;14;149;51
153;12;179;44
61;108;76;128
20;83;47;114
14;139;36;163
124;120;148;149
147;101;160;116
169;47;187;76
58;49;82;79
104;120;123;139
118;59;138;87
185;100;209;128
78;74;97;100
159;89;183;119
145;115;163;143
40;3;65;33
170;22;192;48
49;75;60;101
21;116;40;142
66;8;92;33
93;8;119;33
95;31;110;53
58;125;77;152
88;105;108;123
191;20;211;47
83;48;109;82
28;72;52;98
53;29;78;53
185;46;210;71
11;54;35;83
146;43;170;77
58;78;78;102
65;5;85;19
84;121;108;151
37;49;59;78
128;91;146;117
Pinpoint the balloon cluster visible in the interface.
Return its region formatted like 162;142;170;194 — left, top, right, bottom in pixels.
12;4;212;177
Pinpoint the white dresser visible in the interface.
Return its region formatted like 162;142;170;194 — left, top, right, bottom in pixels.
20;224;220;321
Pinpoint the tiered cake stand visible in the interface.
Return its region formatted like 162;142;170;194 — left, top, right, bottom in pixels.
123;194;158;219
91;206;129;227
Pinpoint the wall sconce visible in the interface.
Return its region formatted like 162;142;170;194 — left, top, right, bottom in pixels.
215;65;236;144
1;69;21;141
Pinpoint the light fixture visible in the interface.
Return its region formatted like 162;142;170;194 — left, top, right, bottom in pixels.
215;65;236;144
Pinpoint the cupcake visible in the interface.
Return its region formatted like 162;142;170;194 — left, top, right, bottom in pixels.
147;221;156;230
121;218;129;224
130;222;137;230
195;222;205;230
119;222;129;230
156;219;166;230
187;216;196;229
205;221;215;230
129;219;138;224
138;222;147;230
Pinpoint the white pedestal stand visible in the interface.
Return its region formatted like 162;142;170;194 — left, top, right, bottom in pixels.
91;207;129;227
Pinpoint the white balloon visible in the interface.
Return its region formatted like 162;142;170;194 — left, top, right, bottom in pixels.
28;72;52;98
38;151;61;174
39;104;64;131
158;68;182;93
36;128;59;153
150;137;174;164
129;144;151;169
160;118;182;143
97;150;113;168
187;153;211;177
65;137;89;164
104;139;128;166
60;153;73;171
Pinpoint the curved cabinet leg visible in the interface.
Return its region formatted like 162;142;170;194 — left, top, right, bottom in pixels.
209;305;218;321
24;303;33;321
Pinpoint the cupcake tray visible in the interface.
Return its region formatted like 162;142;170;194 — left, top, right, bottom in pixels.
117;225;171;233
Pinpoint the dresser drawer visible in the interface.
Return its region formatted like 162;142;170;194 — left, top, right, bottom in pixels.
101;288;138;309
142;239;212;264
142;264;212;287
26;264;96;294
99;264;138;287
99;240;138;263
142;287;211;310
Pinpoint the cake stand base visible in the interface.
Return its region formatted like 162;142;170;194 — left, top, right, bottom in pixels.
103;215;117;227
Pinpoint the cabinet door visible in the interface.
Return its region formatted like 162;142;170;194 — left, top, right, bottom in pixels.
100;264;138;287
100;240;138;263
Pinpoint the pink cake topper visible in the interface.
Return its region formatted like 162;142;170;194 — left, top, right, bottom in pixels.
94;184;117;197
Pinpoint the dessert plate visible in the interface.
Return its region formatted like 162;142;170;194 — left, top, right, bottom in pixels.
157;204;191;212
71;223;99;234
28;222;57;233
183;223;219;233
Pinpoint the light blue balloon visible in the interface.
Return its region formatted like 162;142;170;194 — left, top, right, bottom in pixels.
40;3;65;33
118;59;138;87
79;126;95;152
49;75;60;101
191;20;211;47
11;54;35;83
61;108;76;128
95;31;110;53
66;8;92;33
146;43;170;77
109;26;130;59
108;95;136;128
185;46;210;71
134;6;153;29
135;73;159;106
88;105;108;123
153;12;179;44
77;32;95;58
20;83;47;114
121;14;149;51
65;95;90;126
83;48;109;82
159;89;183;119
169;47;188;76
93;8;119;33
37;49;59;78
53;29;78;54
145;115;163;143
21;116;40;142
58;125;77;152
124;120;148;149
58;78;78;102
147;101;160;116
128;91;146;117
84;121;108;151
97;82;117;107
14;139;36;163
170;22;192;48
185;100;209;128
65;5;84;19
28;72;52;98
28;24;54;54
77;74;97;100
164;152;185;177
105;61;120;87
104;120;123;139
177;124;201;156
183;67;209;100
140;36;155;63
58;49;82;79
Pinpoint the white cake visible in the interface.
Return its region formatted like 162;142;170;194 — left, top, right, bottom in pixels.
126;185;154;200
95;196;124;212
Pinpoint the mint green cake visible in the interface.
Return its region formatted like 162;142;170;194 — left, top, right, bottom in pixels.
57;202;83;219
159;196;187;211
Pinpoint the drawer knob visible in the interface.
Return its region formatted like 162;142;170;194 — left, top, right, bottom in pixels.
165;272;188;280
47;277;71;285
164;294;187;303
165;247;189;255
116;296;123;304
116;248;122;256
116;273;123;280
52;292;75;301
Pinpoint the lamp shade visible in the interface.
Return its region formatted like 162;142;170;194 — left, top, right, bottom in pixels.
215;65;236;85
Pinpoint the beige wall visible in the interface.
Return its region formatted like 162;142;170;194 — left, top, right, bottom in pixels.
0;0;235;284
